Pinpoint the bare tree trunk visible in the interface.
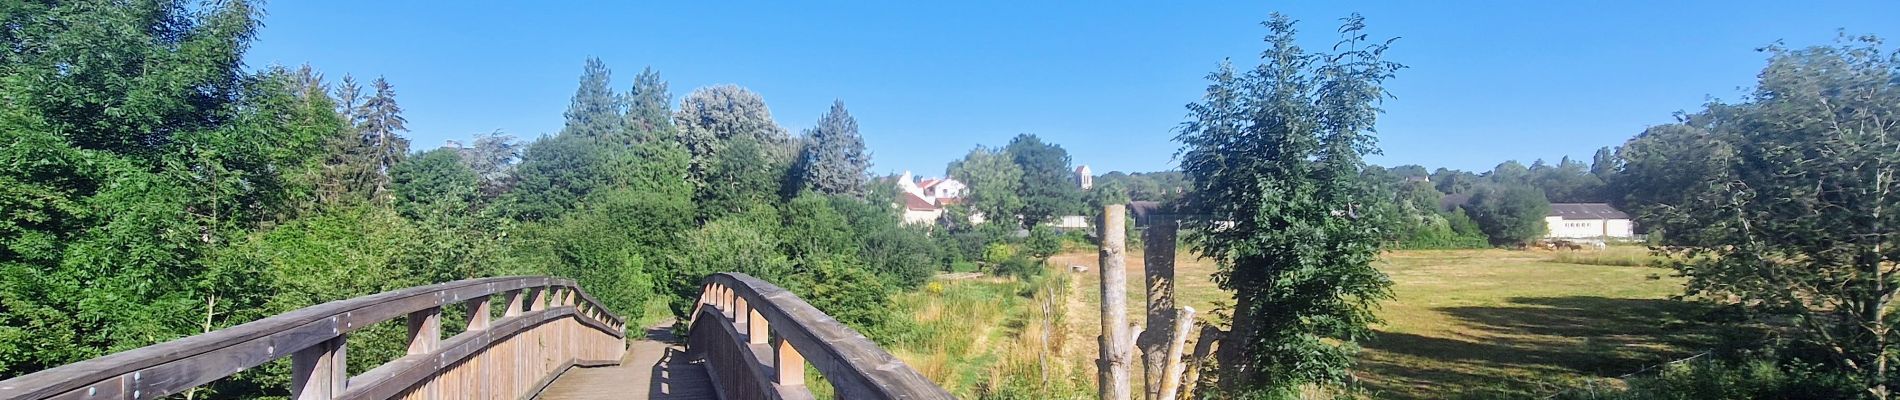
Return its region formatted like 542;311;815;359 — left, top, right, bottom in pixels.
1216;262;1264;390
1158;307;1197;400
1139;219;1179;400
1180;326;1224;400
1099;204;1133;400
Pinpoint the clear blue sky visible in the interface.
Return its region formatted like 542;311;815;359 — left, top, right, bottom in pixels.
243;1;1899;175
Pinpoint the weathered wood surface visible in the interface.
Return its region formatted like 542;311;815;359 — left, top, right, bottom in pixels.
690;273;952;400
1098;204;1134;400
538;324;715;400
0;276;625;400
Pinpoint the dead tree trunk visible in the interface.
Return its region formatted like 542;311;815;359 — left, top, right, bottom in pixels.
1179;326;1224;400
1138;218;1180;400
1098;204;1134;400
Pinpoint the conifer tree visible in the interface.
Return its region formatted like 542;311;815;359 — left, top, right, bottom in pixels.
563;57;621;139
793;100;871;196
624;67;675;142
358;77;412;199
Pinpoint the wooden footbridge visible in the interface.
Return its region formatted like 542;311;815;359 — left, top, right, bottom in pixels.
0;273;951;400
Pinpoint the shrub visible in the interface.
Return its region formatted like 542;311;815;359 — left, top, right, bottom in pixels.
1024;225;1063;259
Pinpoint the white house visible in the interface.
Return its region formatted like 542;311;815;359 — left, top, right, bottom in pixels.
900;192;943;225
894;171;971;225
919;178;967;200
1544;203;1636;239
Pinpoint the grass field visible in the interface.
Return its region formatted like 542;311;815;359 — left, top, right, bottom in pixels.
1042;247;1713;399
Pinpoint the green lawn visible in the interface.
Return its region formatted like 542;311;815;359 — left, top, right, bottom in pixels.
1050;247;1712;399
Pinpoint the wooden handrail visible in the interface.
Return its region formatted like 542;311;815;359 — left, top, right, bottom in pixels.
689;273;951;400
0;276;626;400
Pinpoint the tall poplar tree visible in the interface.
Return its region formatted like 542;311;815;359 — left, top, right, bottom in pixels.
1175;14;1400;394
793;100;871;196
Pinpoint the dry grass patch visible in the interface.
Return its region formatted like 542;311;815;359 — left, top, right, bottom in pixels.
1048;248;1712;399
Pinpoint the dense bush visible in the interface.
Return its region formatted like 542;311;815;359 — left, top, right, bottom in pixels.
1549;358;1861;400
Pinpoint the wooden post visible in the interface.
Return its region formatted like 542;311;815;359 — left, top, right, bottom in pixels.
1098;204;1133;400
1140;217;1180;400
408;307;441;354
504;290;525;317
748;308;769;344
465;296;491;331
774;337;805;386
290;335;347;400
530;287;549;312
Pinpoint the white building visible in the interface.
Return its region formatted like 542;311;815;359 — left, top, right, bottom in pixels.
893;171;970;225
919;178;967;199
900;192;943;225
1544;203;1636;239
1075;165;1093;189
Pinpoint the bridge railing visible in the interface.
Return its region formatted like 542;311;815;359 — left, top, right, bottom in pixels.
0;276;625;400
689;272;951;400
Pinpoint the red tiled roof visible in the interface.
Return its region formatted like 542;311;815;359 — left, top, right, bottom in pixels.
919;179;943;189
902;193;938;211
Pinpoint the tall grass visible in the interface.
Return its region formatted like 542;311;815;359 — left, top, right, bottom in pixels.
1545;246;1663;267
876;270;1094;398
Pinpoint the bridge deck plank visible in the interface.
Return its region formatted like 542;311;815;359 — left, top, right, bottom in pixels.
537;322;715;400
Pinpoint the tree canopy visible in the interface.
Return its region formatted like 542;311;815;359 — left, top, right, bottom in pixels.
1175;13;1400;394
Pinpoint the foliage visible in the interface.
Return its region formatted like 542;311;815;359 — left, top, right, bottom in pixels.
1462;185;1551;246
1174;13;1399;393
792;254;894;331
665;208;795;318
624;67;676;142
391;148;480;223
949;146;1025;225
564;57;622;139
1617;35;1900;395
1004;134;1084;227
1024;226;1064;259
674;84;794;209
793;100;872;196
1551;358;1860;400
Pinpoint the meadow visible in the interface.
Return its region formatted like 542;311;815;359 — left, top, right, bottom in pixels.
888;246;1712;399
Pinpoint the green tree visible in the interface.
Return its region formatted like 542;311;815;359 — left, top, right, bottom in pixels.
1174;14;1399;393
948;146;1025;225
1590;146;1618;181
673;84;793;196
1004;134;1083;227
1620;36;1900;396
793;100;872;196
0;1;349;381
391;148;480;223
564;57;622;139
358;77;412;200
1462;184;1550;246
623;67;675;143
448;131;521;199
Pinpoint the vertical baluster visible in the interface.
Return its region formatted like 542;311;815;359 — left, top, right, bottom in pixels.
504;290;525;317
465;296;491;331
748;308;769;344
290;335;347;400
774;336;805;386
530;287;549;312
409;307;442;354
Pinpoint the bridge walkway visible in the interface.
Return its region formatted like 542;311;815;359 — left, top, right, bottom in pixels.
537;321;716;400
